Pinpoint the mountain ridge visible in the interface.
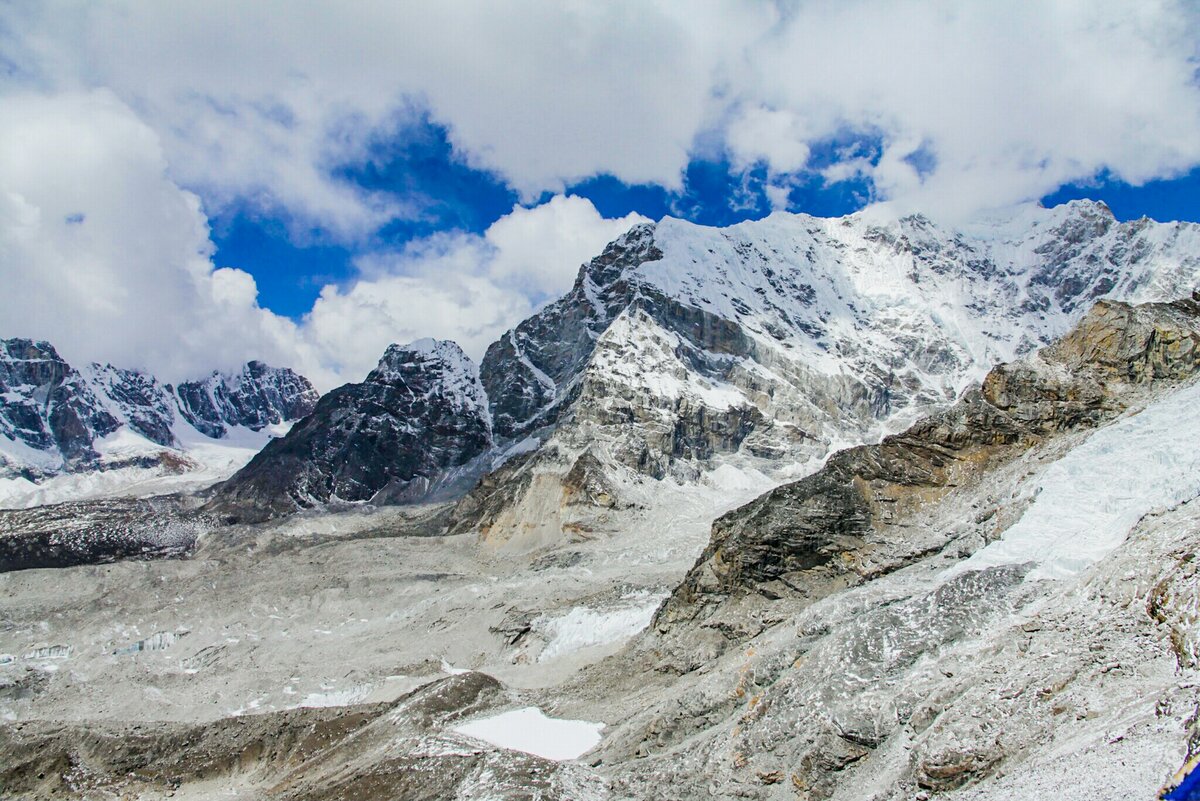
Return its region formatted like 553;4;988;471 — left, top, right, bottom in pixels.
208;199;1200;530
0;339;318;506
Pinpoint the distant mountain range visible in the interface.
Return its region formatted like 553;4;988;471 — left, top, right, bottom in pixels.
0;339;317;506
202;200;1200;538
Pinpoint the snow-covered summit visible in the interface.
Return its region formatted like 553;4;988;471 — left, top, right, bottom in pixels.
370;338;490;428
448;200;1200;545
0;339;318;506
216;200;1200;525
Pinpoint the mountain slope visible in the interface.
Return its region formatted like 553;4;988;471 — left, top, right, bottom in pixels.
447;200;1200;546
6;294;1200;801
575;295;1200;800
210;200;1200;535
0;339;318;507
208;339;493;522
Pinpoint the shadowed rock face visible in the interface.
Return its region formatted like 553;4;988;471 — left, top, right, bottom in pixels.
659;297;1200;626
174;360;319;439
208;340;493;523
0;340;121;473
0;496;208;572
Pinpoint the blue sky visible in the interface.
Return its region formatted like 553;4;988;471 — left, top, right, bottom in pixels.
213;130;1200;322
3;2;1199;387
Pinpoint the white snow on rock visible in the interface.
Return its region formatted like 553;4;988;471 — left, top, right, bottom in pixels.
958;379;1200;580
452;707;604;761
0;421;292;509
534;591;667;662
374;338;492;428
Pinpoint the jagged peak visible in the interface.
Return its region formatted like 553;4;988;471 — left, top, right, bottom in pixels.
0;337;65;363
368;338;489;424
374;338;475;377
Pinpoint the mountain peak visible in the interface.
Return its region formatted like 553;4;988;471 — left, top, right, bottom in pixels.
0;340;317;493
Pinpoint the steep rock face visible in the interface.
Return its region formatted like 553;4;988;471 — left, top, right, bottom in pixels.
448;201;1200;544
0;340;123;475
660;297;1200;626
209;339;492;522
478;223;662;440
0;338;318;486
174;361;318;438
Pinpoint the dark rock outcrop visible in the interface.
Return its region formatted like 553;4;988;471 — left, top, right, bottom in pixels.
0;496;207;572
0;340;121;473
208;340;493;522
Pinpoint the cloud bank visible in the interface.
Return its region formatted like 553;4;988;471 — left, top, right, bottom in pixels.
1;1;1198;388
0;91;645;388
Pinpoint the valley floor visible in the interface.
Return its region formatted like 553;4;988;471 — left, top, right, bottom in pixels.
3;391;1200;799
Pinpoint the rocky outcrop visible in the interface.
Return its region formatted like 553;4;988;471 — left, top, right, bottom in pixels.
0;496;208;572
659;297;1200;627
478;223;662;440
564;295;1200;801
174;360;318;439
0;340;123;474
208;339;493;522
0;338;318;481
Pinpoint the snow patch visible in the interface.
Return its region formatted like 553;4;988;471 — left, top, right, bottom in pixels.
534;591;667;662
957;379;1200;580
452;707;603;761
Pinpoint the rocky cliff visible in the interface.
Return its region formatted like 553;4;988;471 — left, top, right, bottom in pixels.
207;339;492;522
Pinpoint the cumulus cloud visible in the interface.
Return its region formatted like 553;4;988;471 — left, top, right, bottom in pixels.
742;0;1200;218
306;196;648;383
0;90;310;383
7;0;1197;227
0;1;768;238
0;90;647;389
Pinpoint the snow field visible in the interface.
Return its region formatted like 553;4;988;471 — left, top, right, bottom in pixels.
958;379;1200;580
453;707;604;761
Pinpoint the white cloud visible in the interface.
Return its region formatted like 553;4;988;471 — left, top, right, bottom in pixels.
726;107;812;173
0;90;647;390
0;91;309;383
482;195;648;300
744;0;1200;219
304;196;649;384
6;1;1197;228
0;1;770;238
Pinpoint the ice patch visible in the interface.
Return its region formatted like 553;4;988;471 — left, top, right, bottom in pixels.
957;380;1200;580
534;591;667;662
294;685;370;708
452;707;603;761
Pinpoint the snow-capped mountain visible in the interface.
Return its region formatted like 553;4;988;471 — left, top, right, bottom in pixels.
0;339;318;507
6;293;1200;800
8;203;1200;800
211;200;1200;529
